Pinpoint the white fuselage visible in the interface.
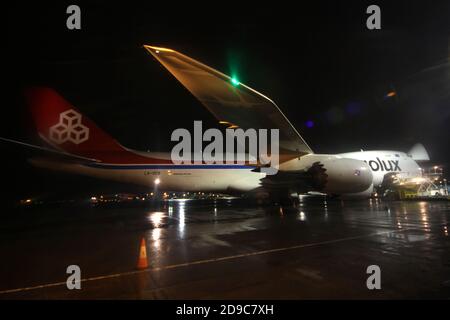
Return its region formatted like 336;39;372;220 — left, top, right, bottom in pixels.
30;150;422;198
338;150;422;187
30;157;265;193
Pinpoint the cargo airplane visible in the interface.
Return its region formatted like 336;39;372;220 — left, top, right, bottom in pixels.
1;45;429;202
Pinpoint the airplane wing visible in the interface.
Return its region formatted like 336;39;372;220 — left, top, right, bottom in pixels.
144;45;313;157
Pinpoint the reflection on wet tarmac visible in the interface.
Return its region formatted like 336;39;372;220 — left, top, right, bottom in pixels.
151;228;161;249
178;201;186;238
148;211;165;228
298;211;306;221
0;197;449;299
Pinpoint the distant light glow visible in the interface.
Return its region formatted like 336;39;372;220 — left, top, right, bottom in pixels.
231;77;240;86
305;120;314;128
154;178;160;185
412;177;426;184
386;91;396;97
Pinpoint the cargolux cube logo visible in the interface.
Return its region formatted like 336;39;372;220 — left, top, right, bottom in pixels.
49;109;89;144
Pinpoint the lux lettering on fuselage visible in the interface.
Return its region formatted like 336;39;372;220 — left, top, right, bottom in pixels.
364;157;401;172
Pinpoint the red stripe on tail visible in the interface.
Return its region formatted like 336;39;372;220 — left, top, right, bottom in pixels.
26;87;173;164
26;87;127;159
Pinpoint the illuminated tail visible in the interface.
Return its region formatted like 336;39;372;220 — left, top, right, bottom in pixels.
408;143;430;161
26;87;126;159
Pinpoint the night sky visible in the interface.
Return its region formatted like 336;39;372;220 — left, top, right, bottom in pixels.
2;1;449;203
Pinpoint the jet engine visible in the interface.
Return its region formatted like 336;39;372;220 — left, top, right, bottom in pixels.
269;154;373;196
316;158;373;194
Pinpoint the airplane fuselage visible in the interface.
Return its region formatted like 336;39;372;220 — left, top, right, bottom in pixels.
30;149;423;198
338;150;422;187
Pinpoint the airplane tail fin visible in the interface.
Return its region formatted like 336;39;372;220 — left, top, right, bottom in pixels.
26;87;126;159
408;143;430;161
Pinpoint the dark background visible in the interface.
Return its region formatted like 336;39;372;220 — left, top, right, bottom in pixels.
2;0;449;203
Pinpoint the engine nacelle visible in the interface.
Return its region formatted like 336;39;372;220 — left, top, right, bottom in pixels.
279;154;373;195
320;158;373;194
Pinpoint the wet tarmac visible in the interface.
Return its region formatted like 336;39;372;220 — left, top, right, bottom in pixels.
0;198;449;299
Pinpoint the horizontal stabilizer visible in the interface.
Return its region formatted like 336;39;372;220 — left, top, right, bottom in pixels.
0;137;100;163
